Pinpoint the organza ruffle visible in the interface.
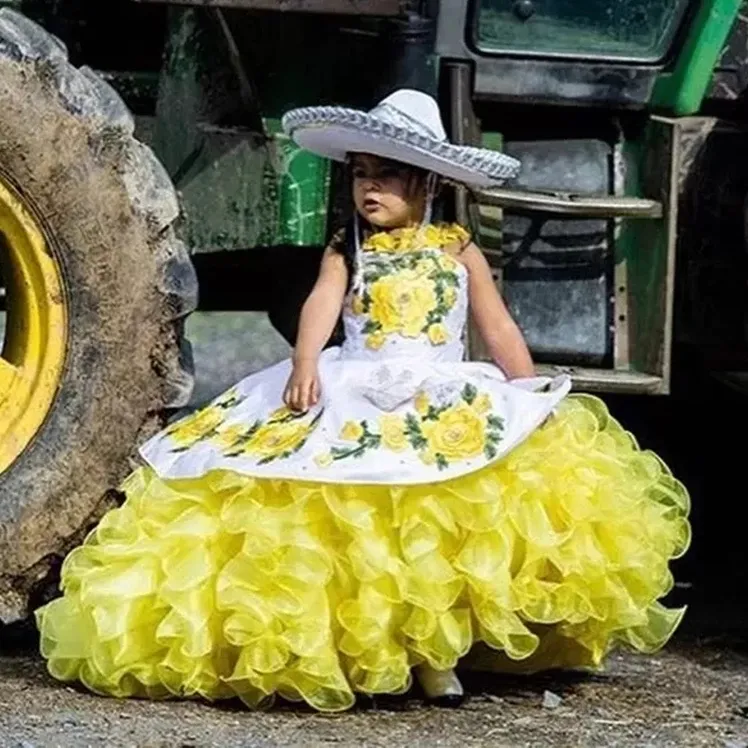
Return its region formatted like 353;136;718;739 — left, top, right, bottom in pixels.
36;394;690;712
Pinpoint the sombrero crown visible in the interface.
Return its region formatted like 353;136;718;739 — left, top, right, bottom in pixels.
282;89;520;188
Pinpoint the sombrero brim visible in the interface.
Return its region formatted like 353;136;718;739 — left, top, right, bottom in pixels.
282;106;520;188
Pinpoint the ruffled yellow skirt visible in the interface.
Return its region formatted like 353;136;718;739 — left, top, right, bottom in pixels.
36;395;690;712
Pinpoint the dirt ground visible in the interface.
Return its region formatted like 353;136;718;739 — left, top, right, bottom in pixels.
0;633;745;748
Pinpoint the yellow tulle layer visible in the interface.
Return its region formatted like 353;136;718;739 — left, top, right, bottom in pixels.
36;395;691;712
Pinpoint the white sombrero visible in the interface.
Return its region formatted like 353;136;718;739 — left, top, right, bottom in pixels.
281;89;520;188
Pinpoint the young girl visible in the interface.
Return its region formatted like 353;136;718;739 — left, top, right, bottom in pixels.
35;90;690;712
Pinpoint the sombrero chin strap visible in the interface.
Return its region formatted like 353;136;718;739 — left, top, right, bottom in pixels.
352;213;364;294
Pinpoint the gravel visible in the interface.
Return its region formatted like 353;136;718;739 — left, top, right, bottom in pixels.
0;635;746;747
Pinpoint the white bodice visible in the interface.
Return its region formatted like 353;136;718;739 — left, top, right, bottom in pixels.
340;248;468;363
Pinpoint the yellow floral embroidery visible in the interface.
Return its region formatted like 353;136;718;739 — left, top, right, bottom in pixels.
421;402;485;461
269;405;296;421
314;384;504;470
419;448;437;466
427;323;449;346
473;393;492;415
414;391;430;416
352;243;463;350
362;223;469;254
217;406;323;464
212;423;247;449
437;253;459;273
315;452;334;468
442;286;457;308
366;330;387;350
353;223;468;349
166;388;244;451
244;420;312;461
380;414;408;452
340;421;364;442
410;386;505;468
369;272;437;338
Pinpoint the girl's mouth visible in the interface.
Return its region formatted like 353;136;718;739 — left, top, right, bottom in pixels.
363;198;382;212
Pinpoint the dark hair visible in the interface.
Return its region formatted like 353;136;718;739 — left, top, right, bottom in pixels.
328;217;357;292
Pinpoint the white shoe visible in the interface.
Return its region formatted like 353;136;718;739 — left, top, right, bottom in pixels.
414;665;466;707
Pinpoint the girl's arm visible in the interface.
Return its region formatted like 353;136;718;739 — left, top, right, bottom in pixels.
284;245;348;411
460;242;536;379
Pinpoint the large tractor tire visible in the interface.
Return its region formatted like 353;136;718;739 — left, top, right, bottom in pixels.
0;10;197;623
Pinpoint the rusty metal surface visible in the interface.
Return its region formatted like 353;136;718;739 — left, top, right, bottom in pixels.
497;139;613;367
132;0;404;16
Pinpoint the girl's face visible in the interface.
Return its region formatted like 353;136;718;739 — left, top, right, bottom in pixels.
351;154;427;229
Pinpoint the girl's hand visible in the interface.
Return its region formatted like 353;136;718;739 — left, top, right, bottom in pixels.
283;359;321;412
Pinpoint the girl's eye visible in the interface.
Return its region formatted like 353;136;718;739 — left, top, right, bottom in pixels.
352;167;400;181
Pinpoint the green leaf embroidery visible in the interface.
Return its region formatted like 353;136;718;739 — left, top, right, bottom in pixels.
362;319;381;334
462;383;478;405
487;415;505;430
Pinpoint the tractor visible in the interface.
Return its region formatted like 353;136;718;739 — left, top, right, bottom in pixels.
0;0;746;622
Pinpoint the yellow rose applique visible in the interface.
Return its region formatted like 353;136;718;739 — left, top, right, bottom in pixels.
379;414;408;451
224;408;323;463
472;393;492;415
414;391;430;416
442;286;457;308
242;420;312;462
167;406;225;449
366;330;386;350
419;448;437;466
315;452;333;468
437;223;470;250
427;323;449;346
415;258;436;277
340;421;364;442
212;423;247;449
425;402;486;461
368;273;437;337
269;405;295;421
437;253;459;273
364;231;397;252
362;223;469;254
414;384;505;466
421;224;443;247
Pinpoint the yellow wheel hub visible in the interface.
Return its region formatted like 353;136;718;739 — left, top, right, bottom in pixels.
0;175;66;474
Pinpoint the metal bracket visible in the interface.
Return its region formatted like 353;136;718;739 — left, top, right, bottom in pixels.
474;187;663;219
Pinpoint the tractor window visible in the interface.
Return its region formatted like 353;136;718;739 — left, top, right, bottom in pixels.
473;0;692;62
